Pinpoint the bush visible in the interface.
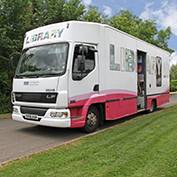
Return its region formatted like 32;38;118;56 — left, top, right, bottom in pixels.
0;95;11;114
170;80;177;92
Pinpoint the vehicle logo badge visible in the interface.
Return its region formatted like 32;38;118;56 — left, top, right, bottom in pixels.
24;81;29;85
46;94;55;99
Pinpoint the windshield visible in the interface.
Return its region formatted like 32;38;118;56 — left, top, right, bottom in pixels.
16;43;69;78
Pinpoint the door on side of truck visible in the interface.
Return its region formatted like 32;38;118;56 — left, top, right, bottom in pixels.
137;50;147;110
68;43;99;105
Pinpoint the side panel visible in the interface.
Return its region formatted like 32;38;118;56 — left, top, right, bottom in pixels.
105;91;137;120
69;27;139;128
68;90;137;128
102;28;138;120
146;92;169;110
144;43;170;109
68;26;170;128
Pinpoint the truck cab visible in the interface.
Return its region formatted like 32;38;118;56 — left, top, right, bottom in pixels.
12;21;100;132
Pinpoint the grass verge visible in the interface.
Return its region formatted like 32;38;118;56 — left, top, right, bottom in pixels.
0;113;11;119
1;106;177;177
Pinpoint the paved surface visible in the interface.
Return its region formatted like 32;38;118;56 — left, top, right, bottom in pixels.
167;93;177;107
0;122;83;164
0;94;176;164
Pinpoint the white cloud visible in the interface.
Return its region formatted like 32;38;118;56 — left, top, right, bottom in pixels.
82;0;92;7
140;1;177;36
103;5;112;17
140;1;177;66
170;52;177;66
140;2;155;20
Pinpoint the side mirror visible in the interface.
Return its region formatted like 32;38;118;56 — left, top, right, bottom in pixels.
89;47;98;53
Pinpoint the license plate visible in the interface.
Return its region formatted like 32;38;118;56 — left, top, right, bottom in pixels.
24;114;39;121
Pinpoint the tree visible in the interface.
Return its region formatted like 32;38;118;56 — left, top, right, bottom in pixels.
109;10;142;36
43;0;65;24
156;27;173;53
62;0;85;21
170;64;177;80
109;10;172;52
136;20;157;44
82;7;103;23
0;0;31;112
170;64;177;92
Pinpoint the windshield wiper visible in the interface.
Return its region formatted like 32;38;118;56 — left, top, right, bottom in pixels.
15;74;40;78
15;73;61;78
39;73;61;78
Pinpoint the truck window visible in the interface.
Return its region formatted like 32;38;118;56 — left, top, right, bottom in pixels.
121;48;135;72
110;44;120;71
16;43;69;78
148;56;156;75
156;56;162;87
72;45;95;80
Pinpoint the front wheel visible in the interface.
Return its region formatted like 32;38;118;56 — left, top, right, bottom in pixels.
82;106;99;133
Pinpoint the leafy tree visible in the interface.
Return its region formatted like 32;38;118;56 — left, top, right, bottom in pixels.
43;0;65;24
170;64;177;80
82;7;103;23
109;10;172;52
136;20;157;44
170;64;177;92
109;11;142;36
62;0;85;21
156;27;173;52
0;0;32;112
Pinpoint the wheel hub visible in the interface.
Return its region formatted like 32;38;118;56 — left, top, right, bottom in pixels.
87;112;97;127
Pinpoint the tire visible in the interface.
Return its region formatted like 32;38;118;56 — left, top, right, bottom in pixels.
149;100;157;113
82;106;99;133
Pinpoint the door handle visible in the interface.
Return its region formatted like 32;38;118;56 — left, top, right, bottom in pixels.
93;84;99;92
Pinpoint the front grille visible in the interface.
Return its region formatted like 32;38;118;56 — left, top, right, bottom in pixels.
21;106;48;116
15;92;58;103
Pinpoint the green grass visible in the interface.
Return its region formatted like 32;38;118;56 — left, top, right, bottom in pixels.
1;106;177;177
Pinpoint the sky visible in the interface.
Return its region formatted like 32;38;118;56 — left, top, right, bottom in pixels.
82;0;177;65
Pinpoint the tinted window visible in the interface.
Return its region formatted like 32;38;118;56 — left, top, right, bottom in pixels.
121;48;135;72
16;43;68;78
72;45;96;80
156;56;162;87
110;44;120;71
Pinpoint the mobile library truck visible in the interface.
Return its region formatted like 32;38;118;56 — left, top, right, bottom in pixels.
12;21;170;132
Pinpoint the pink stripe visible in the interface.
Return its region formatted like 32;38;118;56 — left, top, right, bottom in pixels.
100;89;137;95
69;92;95;101
69;89;137;102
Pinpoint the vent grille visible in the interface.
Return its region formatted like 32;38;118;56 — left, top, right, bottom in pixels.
21;106;48;116
15;92;58;103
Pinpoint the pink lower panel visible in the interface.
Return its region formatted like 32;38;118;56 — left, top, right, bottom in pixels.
69;106;87;128
146;92;169;110
69;92;137;128
106;98;137;120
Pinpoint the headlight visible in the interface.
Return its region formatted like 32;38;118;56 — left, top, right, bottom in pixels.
50;111;68;119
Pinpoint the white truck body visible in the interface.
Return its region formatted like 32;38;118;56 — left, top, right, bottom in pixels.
12;21;170;128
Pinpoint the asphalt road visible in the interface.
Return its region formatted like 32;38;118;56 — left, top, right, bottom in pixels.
0;94;176;164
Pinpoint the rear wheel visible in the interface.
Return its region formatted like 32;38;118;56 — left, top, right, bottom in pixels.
149;100;157;113
82;106;99;133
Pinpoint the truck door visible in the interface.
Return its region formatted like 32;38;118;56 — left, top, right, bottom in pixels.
137;50;147;110
68;43;99;105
